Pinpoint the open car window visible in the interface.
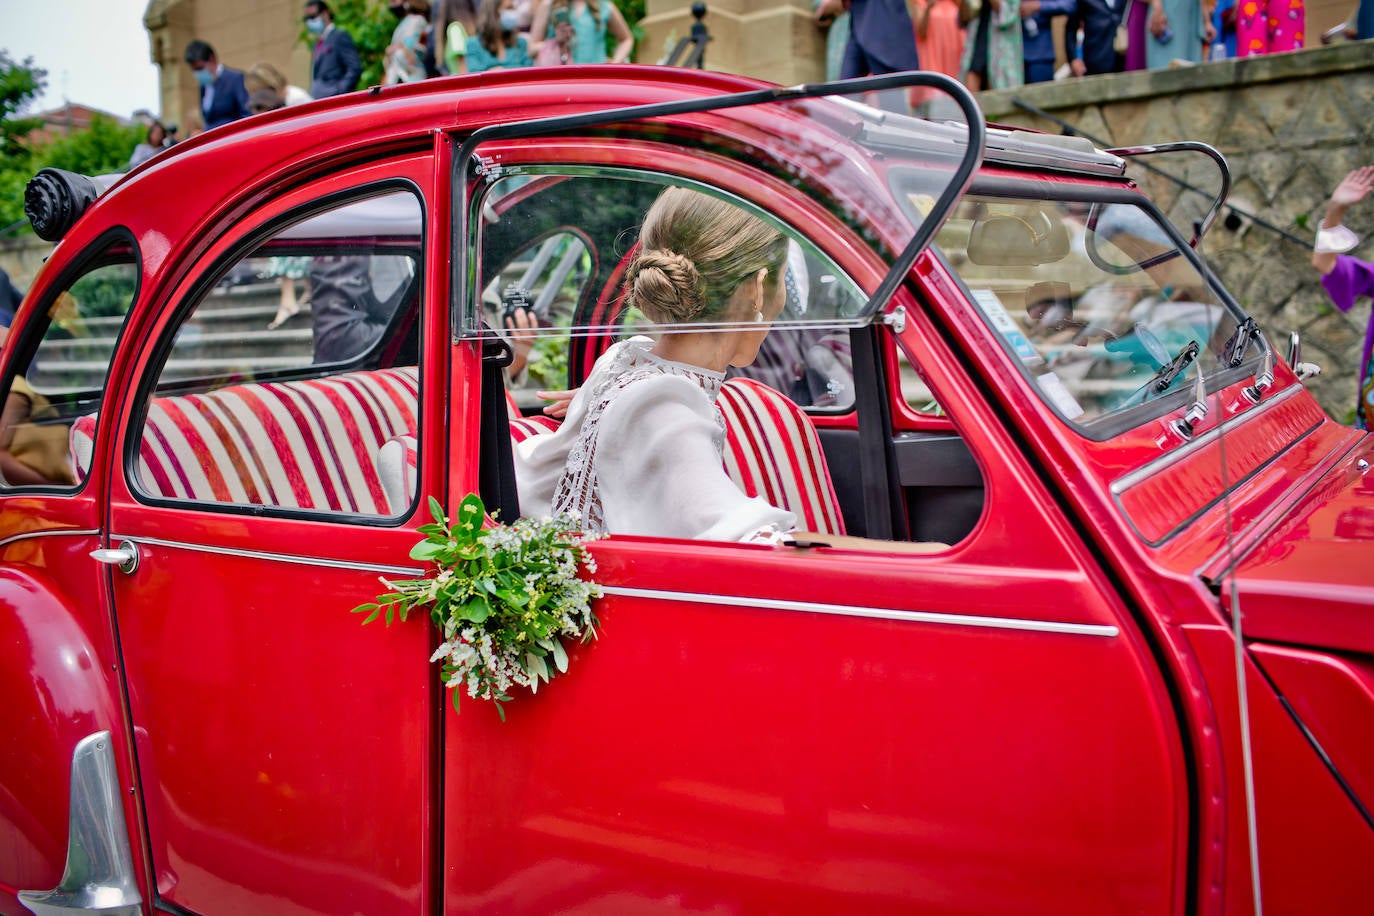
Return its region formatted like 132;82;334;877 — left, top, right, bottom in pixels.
935;194;1263;438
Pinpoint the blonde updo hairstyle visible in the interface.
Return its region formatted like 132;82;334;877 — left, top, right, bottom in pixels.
626;187;788;325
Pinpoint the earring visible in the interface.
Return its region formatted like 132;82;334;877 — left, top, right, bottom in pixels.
753;310;764;323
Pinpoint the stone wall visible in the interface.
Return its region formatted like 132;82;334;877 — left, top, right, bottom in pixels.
978;42;1374;423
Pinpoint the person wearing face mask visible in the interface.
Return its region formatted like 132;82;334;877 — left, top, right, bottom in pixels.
465;0;535;72
385;0;434;84
529;0;634;64
304;0;362;98
183;40;252;130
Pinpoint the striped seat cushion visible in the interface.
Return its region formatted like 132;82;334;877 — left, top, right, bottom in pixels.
69;414;97;484
129;367;418;514
718;377;846;536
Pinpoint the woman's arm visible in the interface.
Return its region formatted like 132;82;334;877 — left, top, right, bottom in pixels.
607;3;635;63
528;0;553;54
1313;166;1374;275
910;0;931;39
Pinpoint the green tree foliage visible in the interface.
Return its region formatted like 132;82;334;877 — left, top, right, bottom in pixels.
38;116;144;178
0;51;142;233
1;52;46;160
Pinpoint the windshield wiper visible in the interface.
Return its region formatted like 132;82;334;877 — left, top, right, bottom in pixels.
1223;316;1259;368
1148;340;1201;396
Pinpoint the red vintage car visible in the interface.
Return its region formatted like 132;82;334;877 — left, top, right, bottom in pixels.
1;66;1371;915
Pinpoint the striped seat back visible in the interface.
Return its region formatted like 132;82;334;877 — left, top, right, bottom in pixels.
717;377;846;536
79;367;420;514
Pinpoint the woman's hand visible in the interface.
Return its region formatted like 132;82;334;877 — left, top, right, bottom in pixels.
503;305;540;378
1331;166;1374;209
1149;2;1169;38
535;388;577;419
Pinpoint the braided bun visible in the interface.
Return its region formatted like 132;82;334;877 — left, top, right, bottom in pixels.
626;248;706;324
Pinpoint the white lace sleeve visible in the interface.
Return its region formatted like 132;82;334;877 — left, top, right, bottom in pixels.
593;374;796;543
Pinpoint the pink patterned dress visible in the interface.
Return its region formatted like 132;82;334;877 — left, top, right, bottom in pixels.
1235;0;1305;56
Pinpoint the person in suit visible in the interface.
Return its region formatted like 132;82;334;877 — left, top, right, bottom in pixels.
815;0;920;79
1064;0;1125;76
183;40;252;130
305;1;363;98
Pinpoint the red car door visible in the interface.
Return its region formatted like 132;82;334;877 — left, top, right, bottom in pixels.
100;155;445;915
438;145;1191;911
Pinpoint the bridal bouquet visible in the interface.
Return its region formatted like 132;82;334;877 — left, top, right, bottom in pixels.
353;493;601;719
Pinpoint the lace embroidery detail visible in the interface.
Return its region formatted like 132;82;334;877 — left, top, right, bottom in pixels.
552;340;723;535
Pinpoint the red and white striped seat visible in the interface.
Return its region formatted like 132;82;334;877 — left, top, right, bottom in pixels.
718;377;846;536
72;367;419;515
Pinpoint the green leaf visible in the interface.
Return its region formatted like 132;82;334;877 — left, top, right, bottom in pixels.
551;639;569;673
457;493;486;534
451;688;462;715
409;541;446;561
428;495;446;526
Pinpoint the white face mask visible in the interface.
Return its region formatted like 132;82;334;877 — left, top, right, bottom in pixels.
305;16;325;34
499;9;521;31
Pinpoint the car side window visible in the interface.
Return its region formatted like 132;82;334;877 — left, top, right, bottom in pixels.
1;243;138;489
129;189;424;517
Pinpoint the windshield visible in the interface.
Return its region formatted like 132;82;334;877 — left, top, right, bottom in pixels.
935;195;1262;436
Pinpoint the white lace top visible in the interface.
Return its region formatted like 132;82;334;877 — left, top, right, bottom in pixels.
513;337;796;542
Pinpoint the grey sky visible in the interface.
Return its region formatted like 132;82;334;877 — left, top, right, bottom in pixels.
3;0;161;120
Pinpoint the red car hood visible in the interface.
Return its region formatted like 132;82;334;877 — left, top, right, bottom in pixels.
1223;434;1374;655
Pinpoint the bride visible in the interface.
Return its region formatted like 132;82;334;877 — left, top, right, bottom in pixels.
513;186;796;543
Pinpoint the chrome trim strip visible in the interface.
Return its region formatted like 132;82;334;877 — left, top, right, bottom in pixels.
19;731;143;916
0;528;100;551
600;585;1119;637
110;534;421;577
1110;383;1305;495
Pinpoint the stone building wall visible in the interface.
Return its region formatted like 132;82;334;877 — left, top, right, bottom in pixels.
978;42;1374;423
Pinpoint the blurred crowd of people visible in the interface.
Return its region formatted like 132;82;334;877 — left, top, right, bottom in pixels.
130;0;633;169
124;0;1368;169
815;0;1365;95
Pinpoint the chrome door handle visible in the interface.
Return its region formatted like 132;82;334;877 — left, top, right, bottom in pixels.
90;540;139;575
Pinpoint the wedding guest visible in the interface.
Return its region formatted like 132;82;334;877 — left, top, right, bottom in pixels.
910;0;966;108
304;0;362;97
246;62;312;106
534;6;576;65
1144;0;1214;68
1311;166;1374;429
960;0;1024;90
128;122;170;169
813;0;852;81
184;40;252;129
1065;0;1125;76
1235;0;1304;56
385;0;434;83
468;0;535;70
528;0;634;64
1021;0;1077;82
433;0;480;73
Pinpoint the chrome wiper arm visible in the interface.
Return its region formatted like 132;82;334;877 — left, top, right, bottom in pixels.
1149;339;1201;396
1223;316;1259;368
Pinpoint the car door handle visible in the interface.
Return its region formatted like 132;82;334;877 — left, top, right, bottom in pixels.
90;541;139;575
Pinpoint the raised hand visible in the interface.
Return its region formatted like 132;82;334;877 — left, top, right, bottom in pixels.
1331;166;1374;209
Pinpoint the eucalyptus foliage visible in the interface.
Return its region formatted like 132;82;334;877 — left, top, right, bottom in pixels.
354;493;600;720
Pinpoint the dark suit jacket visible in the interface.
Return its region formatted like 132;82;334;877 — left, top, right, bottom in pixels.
1065;0;1125;75
846;0;921;74
311;25;362;99
200;66;252;130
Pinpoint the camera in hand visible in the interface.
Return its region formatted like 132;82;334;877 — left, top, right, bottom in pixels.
501;284;533;325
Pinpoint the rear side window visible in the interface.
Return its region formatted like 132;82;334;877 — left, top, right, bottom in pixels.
0;243;138;489
128;189;425;518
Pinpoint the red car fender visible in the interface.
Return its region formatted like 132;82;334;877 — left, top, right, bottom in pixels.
0;565;130;896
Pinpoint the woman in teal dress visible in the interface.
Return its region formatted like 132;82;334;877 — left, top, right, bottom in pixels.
529;0;634;64
467;0;535;71
959;0;1024;90
1145;0;1215;68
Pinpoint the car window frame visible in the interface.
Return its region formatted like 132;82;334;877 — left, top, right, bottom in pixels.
121;177;429;524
